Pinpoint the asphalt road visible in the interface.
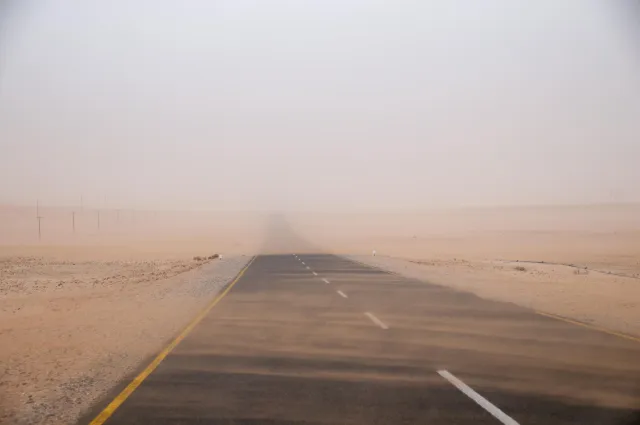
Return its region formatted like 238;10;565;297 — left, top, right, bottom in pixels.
83;253;640;425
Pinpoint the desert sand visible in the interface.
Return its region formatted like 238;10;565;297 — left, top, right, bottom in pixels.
1;203;639;424
288;204;640;272
0;206;264;424
348;256;640;337
0;254;254;425
289;204;640;336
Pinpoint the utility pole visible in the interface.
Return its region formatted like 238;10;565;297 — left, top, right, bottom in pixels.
36;200;42;241
72;211;76;233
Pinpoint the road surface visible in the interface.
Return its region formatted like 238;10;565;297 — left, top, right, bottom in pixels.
81;253;640;425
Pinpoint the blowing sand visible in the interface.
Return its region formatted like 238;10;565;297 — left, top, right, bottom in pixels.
0;206;263;424
349;256;640;337
0;255;251;424
1;204;639;424
290;204;640;337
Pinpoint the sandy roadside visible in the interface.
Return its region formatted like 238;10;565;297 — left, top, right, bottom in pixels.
0;255;251;425
349;255;640;338
2;205;639;423
286;206;640;338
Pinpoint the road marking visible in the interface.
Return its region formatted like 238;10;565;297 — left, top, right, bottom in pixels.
364;312;389;330
88;257;256;425
301;262;305;265
438;370;519;425
345;257;640;345
337;290;348;298
536;311;640;343
306;266;310;269
312;271;317;276
322;278;330;284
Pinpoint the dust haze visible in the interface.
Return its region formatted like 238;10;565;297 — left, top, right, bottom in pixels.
1;3;640;424
1;0;639;259
1;1;639;210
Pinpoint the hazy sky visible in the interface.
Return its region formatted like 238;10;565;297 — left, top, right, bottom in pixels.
1;1;639;211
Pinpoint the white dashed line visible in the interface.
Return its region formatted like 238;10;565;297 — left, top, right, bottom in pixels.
437;370;519;425
322;278;330;284
312;271;318;276
337;290;348;298
364;312;389;330
306;266;310;270
301;262;305;265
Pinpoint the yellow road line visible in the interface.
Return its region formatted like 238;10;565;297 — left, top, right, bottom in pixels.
89;256;256;425
536;311;640;343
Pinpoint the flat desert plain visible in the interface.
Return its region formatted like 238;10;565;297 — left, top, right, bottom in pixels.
0;206;264;424
288;204;640;337
1;203;639;424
